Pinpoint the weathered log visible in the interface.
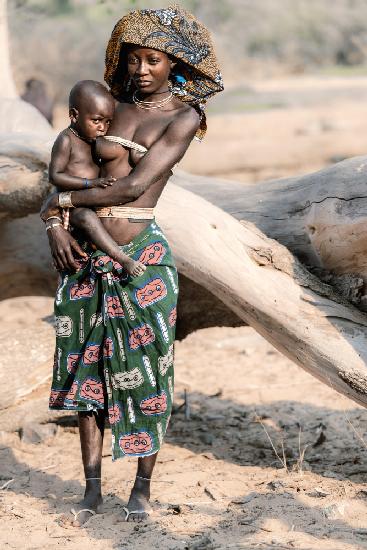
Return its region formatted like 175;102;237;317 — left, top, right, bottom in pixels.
0;98;54;135
2;179;367;409
173;160;367;288
2;134;367;290
3;148;367;406
1;0;367;408
0;146;50;220
157;184;367;406
0;213;57;300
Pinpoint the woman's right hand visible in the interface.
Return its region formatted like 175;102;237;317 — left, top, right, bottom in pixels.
47;225;88;272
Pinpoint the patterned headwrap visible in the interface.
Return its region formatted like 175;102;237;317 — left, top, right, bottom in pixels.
104;5;224;140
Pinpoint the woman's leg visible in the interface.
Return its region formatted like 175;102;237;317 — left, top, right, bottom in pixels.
125;453;158;522
70;208;146;277
70;410;105;526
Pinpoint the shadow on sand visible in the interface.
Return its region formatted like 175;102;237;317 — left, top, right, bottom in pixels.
2;393;367;548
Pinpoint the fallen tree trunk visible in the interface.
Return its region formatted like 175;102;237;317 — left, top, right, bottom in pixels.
157;184;367;406
2;0;367;411
1;47;367;406
1;170;367;407
2;133;367;404
0;141;50;221
2;135;367;291
173;160;367;290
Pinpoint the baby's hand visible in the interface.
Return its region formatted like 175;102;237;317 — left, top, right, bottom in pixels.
91;176;116;188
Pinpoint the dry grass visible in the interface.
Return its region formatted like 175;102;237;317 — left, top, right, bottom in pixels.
254;413;288;472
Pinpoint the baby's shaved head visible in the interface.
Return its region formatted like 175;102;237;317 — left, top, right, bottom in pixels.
69;80;113;110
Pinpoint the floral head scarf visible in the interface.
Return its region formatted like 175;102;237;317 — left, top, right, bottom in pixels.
104;5;224;140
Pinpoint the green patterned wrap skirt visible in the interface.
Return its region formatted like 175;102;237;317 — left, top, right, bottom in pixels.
49;221;178;461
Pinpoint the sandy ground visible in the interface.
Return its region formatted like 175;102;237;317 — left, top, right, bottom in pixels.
2;299;367;550
179;75;367;183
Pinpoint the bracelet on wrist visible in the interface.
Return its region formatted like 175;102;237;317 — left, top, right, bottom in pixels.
46;215;63;223
46;222;62;232
58;191;75;209
85;178;89;188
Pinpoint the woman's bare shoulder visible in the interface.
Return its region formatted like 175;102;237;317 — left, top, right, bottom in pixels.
171;102;201;133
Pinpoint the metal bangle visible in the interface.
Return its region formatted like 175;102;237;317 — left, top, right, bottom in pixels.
58;191;75;209
46;215;63;223
85;178;89;188
46;222;62;232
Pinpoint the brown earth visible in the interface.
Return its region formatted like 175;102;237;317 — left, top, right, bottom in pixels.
2;297;367;550
180;76;367;183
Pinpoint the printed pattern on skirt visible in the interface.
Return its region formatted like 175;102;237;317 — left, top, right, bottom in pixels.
49;222;177;460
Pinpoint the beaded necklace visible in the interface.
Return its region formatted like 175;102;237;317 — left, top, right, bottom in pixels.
133;91;173;111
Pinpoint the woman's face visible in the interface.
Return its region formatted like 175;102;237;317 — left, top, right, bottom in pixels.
127;46;174;94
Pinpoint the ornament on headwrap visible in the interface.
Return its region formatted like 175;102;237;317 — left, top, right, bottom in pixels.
104;5;224;140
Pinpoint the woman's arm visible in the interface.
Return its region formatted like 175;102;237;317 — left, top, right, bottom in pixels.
69;108;199;207
43;108;199;214
40;107;199;270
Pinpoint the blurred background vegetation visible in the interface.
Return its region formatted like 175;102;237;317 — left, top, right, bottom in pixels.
8;0;367;103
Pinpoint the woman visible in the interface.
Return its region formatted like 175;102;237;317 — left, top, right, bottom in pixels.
41;6;223;526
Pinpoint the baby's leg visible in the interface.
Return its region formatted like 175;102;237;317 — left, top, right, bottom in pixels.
70;208;146;277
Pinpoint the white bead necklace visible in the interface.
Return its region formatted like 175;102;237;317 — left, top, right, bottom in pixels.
68;126;90;142
133;91;173;110
103;135;148;154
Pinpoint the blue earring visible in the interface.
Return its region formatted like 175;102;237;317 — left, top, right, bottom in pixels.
175;74;186;85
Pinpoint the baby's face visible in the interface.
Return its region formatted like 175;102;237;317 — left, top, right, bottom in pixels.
74;95;115;140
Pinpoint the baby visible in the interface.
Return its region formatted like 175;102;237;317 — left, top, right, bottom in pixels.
49;79;146;277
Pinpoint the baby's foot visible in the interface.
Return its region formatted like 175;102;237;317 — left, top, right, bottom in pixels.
123;257;146;278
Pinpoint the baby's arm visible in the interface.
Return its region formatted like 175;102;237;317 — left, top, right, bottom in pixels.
49;132;115;190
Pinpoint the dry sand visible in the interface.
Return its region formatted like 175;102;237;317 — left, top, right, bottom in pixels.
2;298;367;550
180;76;367;183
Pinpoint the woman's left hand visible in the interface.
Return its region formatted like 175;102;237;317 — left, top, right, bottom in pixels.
40;192;60;222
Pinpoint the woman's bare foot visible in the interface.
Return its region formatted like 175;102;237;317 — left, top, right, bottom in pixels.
124;477;152;522
60;482;103;528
